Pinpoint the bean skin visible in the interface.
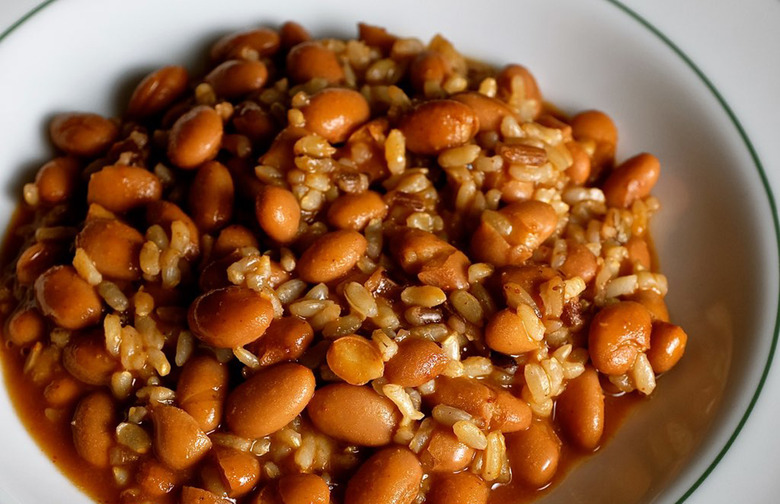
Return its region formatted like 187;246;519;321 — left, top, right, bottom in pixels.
277;473;331;504
326;335;384;386
72;392;116;467
570;109;617;172
297;230;367;283
225;363;315;438
603;153;661;209
87;165;162;213
255;185;301;244
646;321;687;373
5;307;46;347
188;286;274;348
151;404;213;470
427;473;489;504
421;427;475;473
248;316;314;367
177;354;229;432
384;338;448;387
391;228;470;291
62;330;117;386
588;301;652;375
398;99;479;155
35;265;102;330
206;60;269;99
505;419;561;488
127;65;189;118
452;91;518;133
326;190;388;230
211;28;281;61
146;200;200;259
300;88;371;144
76;218;144;281
167;105;224;169
555;366;604;451
181;486;233;504
189;160;235;233
50;112;118;157
496;64;543;118
344;447;422;504
211;445;260;498
35;156;81;205
307;383;400;446
286;41;344;84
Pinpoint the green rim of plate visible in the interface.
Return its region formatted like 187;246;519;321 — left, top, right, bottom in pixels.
1;1;779;503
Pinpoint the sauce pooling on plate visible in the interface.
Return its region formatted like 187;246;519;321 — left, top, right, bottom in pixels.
0;21;687;504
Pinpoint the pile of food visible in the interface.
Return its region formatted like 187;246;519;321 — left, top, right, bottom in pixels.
0;21;688;504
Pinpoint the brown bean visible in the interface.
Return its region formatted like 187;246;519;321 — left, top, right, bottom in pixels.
168;105;224;169
570;110;617;172
44;374;85;408
247;316;314;367
559;241;598;283
127;66;189;118
624;235;652;274
188;286;274;348
427;473;489;504
421;427;474;473
189;160;235;233
76;218;144;281
137;459;180;497
211;28;281;61
35;156;80;204
50;112;118;157
87;164;162;213
300;88;371;144
280;22;311;50
505;419;561;488
206;60;269;99
5;307;46;347
496;64;543;118
151;404;212;470
357;23;397;54
35;265;102;330
384;338;447;387
72;392;116;467
146;200;200;259
62;330;117;386
490;389;532;433
603;153;661;209
565;141;591;185
211;445;260;498
232;102;278;145
326;335;384;385
177;354;229;432
628;289;670;322
297;230;367;283
344;447;422;504
278;473;330;504
398;99;479;155
647;321;687;373
255;185;300;244
588;301;652;375
16;242;62;285
484;308;542;355
213;225;259;258
181;486;233;504
409;51;452;93
453;92;518;132
225;363;315;438
391;229;470;291
556;366;604;450
286;41;344;84
327;191;388;230
260;126;308;172
307;383;400;446
340;118;390;181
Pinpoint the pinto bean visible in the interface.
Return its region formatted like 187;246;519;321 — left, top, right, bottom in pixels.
326;335;384;386
453;92;517;132
35;156;81;204
167;105;224;169
570;109;617;172
287;42;344;84
357;23;397;53
278;473;331;504
556;366;604;450
603;153;661;209
588;301;652;375
246;316;314;368
307;383;400;446
409;51;452;93
484;307;543;355
559;241;598;283
5;307;47;347
211;445;260;498
490;389;532;433
280;22;311;50
496;64;543;118
565;141;591;185
255;185;300;244
206;60;269;99
391;229;470;291
137;459;180;497
327;191;388;230
384;338;447;387
344;447;422;504
127;66;189;118
300;88;371;144
76;218;144;281
72;392;116;467
232;102;277;145
505;419;561;488
628;289;670;322
181;486;233;504
188;286;274;348
427;473;489;504
211;28;281;61
398;99;479;155
189;160;235;233
146;200;200;259
151;404;212;470
177;354;229;432
35;265;102;330
225;363;315;438
62;330;117;386
50;112;118;157
212;225;259;258
297;230;367;283
421;427;474;472
646;321;687;373
16;242;62;285
87;165;162;213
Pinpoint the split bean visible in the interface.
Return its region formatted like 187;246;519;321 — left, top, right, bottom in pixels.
248;316;314;367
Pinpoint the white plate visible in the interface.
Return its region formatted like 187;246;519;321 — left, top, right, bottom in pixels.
0;1;777;503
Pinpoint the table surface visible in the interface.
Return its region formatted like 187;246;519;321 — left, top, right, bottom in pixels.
0;1;778;503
